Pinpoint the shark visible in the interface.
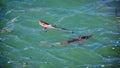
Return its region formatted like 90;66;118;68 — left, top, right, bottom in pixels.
39;20;73;33
60;35;92;45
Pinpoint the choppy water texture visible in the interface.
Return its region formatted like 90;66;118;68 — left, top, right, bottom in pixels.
0;0;120;68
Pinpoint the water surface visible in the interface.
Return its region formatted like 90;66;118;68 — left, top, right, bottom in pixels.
0;0;120;68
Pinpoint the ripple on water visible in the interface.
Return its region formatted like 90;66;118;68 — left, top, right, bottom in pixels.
1;0;119;68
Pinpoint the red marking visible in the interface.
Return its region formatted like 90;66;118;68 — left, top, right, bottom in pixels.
39;20;49;27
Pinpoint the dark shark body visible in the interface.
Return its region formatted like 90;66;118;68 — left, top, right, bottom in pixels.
60;35;92;45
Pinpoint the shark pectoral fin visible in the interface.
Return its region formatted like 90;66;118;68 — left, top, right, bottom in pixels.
42;27;47;32
43;27;47;30
78;40;83;44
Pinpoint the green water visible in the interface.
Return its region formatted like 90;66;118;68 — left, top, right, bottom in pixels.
0;0;120;68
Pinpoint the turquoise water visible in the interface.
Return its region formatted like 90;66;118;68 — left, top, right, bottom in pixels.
0;0;120;68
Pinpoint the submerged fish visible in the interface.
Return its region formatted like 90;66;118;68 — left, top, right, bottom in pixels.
39;20;73;33
60;35;92;45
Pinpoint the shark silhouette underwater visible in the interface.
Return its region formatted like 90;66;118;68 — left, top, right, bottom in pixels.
39;20;73;33
60;35;92;45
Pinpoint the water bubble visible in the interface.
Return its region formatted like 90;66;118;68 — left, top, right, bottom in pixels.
112;48;115;50
8;61;11;63
44;62;48;64
116;41;119;44
24;47;29;50
101;65;105;67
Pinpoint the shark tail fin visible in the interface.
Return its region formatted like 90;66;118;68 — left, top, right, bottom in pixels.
53;27;74;33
